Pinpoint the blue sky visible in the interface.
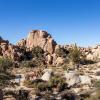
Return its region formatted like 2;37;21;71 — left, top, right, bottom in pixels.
0;0;100;47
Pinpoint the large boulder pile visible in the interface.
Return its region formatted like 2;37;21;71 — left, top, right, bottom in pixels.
84;45;100;61
0;38;24;61
0;30;58;63
3;29;100;65
17;30;59;65
91;45;100;60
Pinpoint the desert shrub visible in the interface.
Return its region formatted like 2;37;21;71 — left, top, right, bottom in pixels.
0;58;13;88
62;64;69;71
81;59;96;65
23;80;42;88
0;73;11;88
0;58;13;73
85;92;100;100
32;58;46;68
49;75;67;91
94;80;100;90
36;82;51;91
31;46;46;67
20;59;46;68
86;80;100;100
24;80;51;91
24;75;66;92
20;46;33;60
68;44;85;64
24;80;34;88
18;90;29;100
32;46;44;59
4;90;16;96
20;61;35;68
55;47;69;58
61;91;76;100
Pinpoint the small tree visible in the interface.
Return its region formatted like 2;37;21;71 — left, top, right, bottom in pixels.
68;44;84;64
0;58;13;73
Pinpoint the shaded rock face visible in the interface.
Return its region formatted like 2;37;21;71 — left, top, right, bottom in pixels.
26;30;57;54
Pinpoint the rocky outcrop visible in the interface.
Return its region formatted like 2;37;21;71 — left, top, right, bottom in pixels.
26;30;57;54
83;45;100;61
0;30;57;62
0;38;24;61
2;29;100;64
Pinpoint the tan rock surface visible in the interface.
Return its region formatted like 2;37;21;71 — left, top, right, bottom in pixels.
26;30;57;54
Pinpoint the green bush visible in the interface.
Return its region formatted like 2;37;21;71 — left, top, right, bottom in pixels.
32;46;44;59
24;80;51;91
20;59;45;68
36;82;51;91
31;46;46;67
0;58;13;88
0;58;13;73
24;75;67;92
20;61;35;68
0;73;11;88
55;47;69;58
94;80;100;90
68;44;85;64
24;80;34;88
49;75;67;91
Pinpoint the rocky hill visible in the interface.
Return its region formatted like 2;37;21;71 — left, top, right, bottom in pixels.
0;30;100;65
0;30;100;100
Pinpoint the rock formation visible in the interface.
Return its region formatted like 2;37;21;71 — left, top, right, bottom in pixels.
26;30;57;54
0;38;24;61
1;30;100;65
0;30;58;63
82;45;100;61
